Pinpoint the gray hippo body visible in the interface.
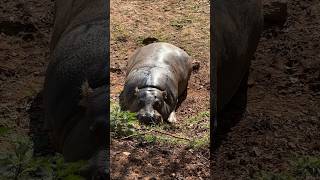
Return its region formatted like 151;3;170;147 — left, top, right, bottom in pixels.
215;0;263;112
43;0;108;178
120;42;192;124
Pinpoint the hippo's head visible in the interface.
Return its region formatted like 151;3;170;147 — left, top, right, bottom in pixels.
134;87;167;124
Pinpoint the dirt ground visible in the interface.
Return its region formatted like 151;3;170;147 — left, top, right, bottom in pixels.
110;0;210;179
0;0;54;152
212;0;320;179
0;0;319;179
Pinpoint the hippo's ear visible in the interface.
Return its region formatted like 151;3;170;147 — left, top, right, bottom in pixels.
134;87;139;96
162;90;167;100
79;80;93;107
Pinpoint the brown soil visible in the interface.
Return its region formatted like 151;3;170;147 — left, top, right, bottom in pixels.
0;0;54;152
212;0;320;179
110;0;210;179
0;0;319;179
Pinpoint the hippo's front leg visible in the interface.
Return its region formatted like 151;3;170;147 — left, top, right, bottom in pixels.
167;111;177;123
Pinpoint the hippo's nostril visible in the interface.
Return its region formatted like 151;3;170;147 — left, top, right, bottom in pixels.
136;112;163;125
137;114;154;125
145;112;154;118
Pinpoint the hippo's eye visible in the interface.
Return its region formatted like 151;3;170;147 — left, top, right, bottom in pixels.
137;99;143;106
153;99;161;109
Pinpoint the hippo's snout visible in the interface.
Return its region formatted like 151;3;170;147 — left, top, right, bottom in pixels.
137;109;162;124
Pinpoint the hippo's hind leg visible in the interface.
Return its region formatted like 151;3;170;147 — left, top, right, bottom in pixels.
214;71;249;150
167;111;177;123
227;70;249;112
169;87;188;123
219;70;249;124
176;88;188;110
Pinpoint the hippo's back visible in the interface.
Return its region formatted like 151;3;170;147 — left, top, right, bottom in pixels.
50;0;106;51
125;42;192;96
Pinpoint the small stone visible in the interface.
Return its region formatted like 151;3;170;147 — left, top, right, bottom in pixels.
289;77;299;83
252;147;261;156
122;152;130;156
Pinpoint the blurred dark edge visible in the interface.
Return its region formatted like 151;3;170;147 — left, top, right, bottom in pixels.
209;0;216;178
28;0;110;179
105;0;110;179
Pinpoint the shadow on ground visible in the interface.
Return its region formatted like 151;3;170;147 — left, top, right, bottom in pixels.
28;91;54;157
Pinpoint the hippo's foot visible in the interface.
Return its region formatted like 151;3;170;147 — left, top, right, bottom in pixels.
167;111;177;123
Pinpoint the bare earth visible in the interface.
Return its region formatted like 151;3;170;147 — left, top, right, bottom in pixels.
212;0;320;179
110;0;210;179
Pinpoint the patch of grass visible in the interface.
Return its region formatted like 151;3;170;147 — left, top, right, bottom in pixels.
110;102;188;145
53;155;86;180
191;4;200;12
291;155;320;177
170;18;192;30
110;24;130;41
153;30;171;42
142;134;157;144
187;111;209;126
254;155;320;179
110;101;139;138
110;101;209;149
0;126;11;136
188;133;209;149
148;125;189;145
0;135;87;180
254;171;294;180
141;111;210;148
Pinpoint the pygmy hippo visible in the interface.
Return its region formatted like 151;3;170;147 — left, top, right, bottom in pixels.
43;0;109;179
120;42;193;124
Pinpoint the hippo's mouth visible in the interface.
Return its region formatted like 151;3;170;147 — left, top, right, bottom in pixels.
137;112;163;125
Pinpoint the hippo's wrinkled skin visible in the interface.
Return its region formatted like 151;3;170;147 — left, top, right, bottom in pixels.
120;42;193;124
214;0;263;126
43;0;109;178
